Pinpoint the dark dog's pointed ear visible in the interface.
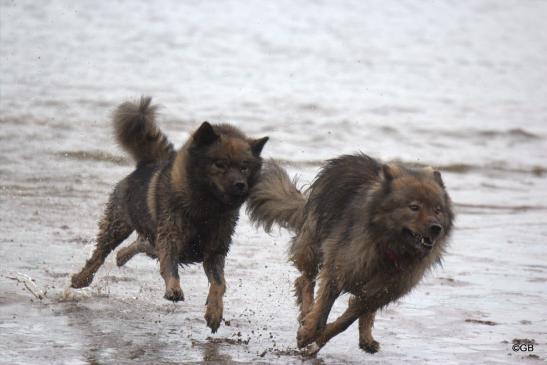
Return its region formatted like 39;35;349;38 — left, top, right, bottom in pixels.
250;136;269;156
193;121;219;147
381;163;400;183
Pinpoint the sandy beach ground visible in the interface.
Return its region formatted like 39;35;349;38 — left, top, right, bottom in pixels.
1;1;547;364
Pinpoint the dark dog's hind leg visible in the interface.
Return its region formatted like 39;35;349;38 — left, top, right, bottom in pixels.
116;236;157;267
71;202;132;288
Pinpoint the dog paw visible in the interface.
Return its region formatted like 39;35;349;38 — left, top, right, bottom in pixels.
302;342;321;357
359;339;380;354
205;305;223;333
296;325;317;349
70;273;93;289
164;287;184;302
116;251;130;267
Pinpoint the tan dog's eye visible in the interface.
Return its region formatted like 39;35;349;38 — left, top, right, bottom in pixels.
409;203;420;211
434;206;442;214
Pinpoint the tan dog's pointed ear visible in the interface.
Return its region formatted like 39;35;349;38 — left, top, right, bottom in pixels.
433;170;445;188
424;166;445;188
193;122;219;147
381;163;401;182
250;136;269;157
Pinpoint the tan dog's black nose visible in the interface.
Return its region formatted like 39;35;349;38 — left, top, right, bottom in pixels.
428;223;443;239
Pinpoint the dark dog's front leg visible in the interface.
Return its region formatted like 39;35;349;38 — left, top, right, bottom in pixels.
203;254;226;333
156;222;184;302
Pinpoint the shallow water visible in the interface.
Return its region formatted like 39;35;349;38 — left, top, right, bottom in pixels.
1;0;547;364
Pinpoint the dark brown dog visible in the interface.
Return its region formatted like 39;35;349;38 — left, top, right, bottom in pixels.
71;97;268;333
247;154;454;354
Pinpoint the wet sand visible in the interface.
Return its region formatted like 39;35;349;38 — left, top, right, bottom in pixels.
1;0;547;364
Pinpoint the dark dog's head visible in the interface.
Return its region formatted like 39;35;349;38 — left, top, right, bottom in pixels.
370;163;454;257
187;122;268;208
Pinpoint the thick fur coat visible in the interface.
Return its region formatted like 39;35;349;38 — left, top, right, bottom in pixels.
71;97;268;333
247;154;454;353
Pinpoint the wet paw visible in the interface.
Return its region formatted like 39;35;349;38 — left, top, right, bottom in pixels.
205;304;223;333
163;287;184;302
359;339;380;354
70;272;93;289
302;342;321;357
116;251;130;267
296;324;317;349
116;248;132;267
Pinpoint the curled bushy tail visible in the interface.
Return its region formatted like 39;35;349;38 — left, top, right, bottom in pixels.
247;160;307;233
113;96;175;164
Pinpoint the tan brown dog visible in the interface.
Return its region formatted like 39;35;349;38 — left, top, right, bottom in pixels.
71;97;268;333
247;154;454;354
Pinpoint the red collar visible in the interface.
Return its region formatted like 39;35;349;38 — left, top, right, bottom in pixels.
386;248;401;271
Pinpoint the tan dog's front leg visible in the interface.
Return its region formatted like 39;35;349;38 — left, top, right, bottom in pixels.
297;269;340;348
203;254;226;333
305;296;366;356
358;311;379;353
294;274;316;322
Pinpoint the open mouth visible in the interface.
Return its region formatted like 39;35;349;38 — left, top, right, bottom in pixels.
403;228;434;250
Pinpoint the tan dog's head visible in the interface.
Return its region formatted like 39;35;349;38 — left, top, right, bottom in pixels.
370;164;454;256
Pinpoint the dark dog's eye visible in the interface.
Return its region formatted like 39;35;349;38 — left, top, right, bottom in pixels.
241;166;249;174
213;161;227;170
409;204;420;211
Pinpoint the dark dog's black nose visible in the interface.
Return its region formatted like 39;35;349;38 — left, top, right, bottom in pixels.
428;223;443;239
233;181;247;193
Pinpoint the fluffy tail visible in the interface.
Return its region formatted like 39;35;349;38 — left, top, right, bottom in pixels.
247;160;307;232
113;96;175;164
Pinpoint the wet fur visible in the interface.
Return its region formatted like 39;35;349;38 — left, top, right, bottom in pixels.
71;97;268;333
247;155;454;353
